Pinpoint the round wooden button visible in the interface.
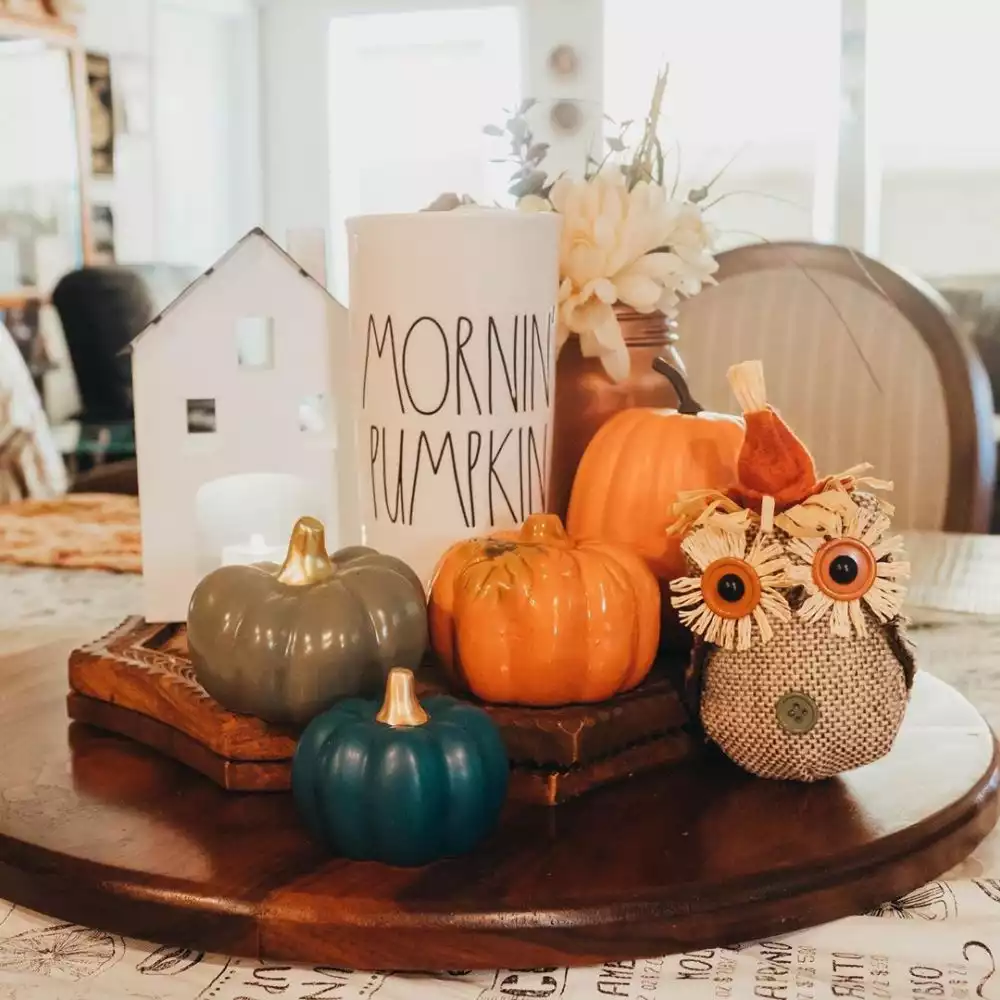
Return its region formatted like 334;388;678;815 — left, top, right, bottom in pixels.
776;692;818;734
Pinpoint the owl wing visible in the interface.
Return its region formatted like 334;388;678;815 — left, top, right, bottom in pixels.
882;616;917;690
684;638;710;724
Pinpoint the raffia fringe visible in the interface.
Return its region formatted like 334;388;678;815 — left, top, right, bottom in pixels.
667;490;746;537
668;465;897;541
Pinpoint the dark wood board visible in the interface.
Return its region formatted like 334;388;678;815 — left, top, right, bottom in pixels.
67;618;696;803
68;618;301;762
2;637;997;970
65;691;696;803
65;692;292;792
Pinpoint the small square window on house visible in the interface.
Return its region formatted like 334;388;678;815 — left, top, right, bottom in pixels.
299;393;327;432
236;316;275;369
187;398;217;433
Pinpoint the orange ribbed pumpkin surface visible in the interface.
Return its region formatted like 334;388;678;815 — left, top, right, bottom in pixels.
428;514;661;707
566;401;744;582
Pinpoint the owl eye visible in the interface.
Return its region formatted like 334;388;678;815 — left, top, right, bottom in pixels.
701;557;762;619
672;525;791;651
784;499;910;639
813;539;876;602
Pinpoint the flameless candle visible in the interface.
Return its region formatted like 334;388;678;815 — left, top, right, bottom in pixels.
221;533;286;567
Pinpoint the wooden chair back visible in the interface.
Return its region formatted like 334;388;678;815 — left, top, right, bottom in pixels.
676;242;995;532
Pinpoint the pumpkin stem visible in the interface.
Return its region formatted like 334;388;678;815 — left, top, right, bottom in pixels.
482;541;517;559
276;516;335;586
376;668;430;727
520;513;570;544
652;357;703;415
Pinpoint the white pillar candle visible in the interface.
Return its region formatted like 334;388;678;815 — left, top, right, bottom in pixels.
345;209;562;585
221;533;286;567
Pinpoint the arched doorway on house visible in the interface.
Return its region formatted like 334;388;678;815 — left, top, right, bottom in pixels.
194;472;321;580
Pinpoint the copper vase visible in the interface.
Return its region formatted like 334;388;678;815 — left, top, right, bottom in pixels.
548;306;683;520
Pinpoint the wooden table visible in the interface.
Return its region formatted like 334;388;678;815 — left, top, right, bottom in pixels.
0;543;995;975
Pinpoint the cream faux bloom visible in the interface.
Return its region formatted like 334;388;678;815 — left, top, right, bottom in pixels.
521;171;717;381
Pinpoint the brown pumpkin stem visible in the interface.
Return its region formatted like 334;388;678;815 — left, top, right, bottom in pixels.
376;668;430;727
652;357;703;415
483;541;517;558
276;516;335;586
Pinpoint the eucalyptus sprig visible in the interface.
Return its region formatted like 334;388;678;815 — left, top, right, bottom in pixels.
484;98;551;199
483;64;734;210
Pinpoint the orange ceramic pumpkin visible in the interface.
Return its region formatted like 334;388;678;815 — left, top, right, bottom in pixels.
567;360;744;582
429;513;660;706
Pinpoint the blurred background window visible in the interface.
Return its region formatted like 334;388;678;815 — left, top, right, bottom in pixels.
327;6;520;299
867;0;1000;280
603;0;843;250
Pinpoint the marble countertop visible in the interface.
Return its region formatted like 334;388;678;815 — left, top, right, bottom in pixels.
0;564;139;658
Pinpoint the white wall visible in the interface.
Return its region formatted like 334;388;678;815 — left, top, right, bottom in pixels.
81;0;261;268
258;0;603;270
259;1;332;243
878;172;1000;280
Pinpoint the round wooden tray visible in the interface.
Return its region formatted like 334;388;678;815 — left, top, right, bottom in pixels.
0;640;997;971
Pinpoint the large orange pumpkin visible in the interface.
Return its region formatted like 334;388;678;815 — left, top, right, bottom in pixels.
429;513;660;706
567;360;744;582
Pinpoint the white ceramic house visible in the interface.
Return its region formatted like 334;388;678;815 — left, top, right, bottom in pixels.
131;227;349;623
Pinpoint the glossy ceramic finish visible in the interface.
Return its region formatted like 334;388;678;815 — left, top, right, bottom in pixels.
548;306;686;520
429;513;660;706
187;522;428;725
292;670;508;867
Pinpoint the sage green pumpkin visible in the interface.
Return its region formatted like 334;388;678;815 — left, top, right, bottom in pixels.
292;668;508;866
187;517;428;724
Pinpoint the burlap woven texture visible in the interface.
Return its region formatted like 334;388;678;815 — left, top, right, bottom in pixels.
701;609;909;781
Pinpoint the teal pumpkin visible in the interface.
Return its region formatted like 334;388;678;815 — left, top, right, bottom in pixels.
292;668;508;867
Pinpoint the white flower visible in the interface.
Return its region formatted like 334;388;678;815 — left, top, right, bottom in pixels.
520;172;717;381
667;203;719;300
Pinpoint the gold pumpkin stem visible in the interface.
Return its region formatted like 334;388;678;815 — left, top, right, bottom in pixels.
376;668;430;727
276;516;335;586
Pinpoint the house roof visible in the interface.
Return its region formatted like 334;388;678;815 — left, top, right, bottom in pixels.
127;227;340;350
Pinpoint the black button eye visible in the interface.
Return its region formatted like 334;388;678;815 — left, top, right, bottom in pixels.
716;573;746;603
828;554;859;585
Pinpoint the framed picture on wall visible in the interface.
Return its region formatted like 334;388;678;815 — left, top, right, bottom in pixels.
86;52;115;176
91;204;115;265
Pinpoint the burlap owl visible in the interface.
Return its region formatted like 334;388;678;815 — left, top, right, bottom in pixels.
669;361;915;782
